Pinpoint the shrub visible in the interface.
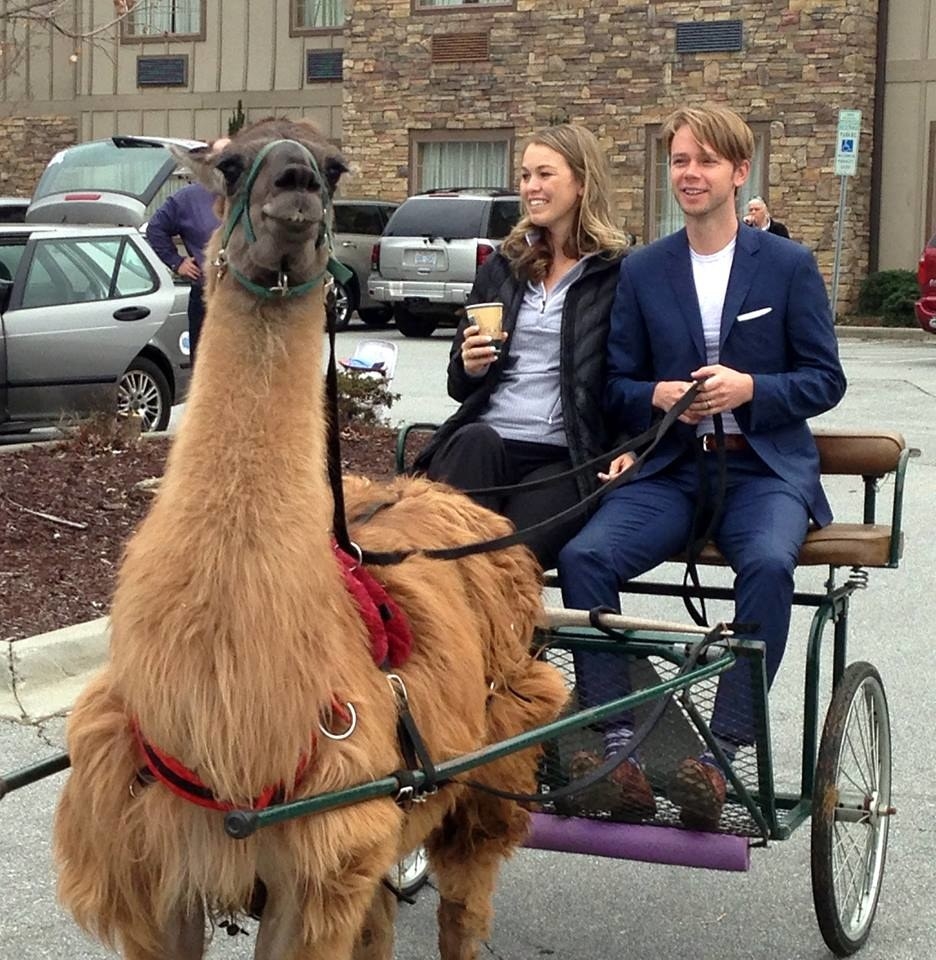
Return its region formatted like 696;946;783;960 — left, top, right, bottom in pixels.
881;288;917;327
857;269;918;317
335;370;400;429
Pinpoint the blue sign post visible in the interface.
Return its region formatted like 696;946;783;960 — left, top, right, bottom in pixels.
832;110;861;316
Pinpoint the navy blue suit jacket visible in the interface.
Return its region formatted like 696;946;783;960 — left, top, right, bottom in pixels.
606;224;847;526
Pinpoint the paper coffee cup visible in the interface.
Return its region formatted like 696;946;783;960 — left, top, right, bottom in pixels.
466;302;504;340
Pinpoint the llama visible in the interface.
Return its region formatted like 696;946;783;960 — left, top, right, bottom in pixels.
53;118;568;960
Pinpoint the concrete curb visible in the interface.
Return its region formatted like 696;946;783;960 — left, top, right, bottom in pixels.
835;325;936;342
2;618;110;720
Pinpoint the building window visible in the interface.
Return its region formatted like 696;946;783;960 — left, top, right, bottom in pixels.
123;0;203;39
415;0;512;9
412;132;512;192
294;0;344;31
646;123;769;242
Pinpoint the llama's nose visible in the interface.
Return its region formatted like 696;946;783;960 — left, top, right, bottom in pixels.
274;162;320;193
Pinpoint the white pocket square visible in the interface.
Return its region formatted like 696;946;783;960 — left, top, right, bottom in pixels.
737;307;772;322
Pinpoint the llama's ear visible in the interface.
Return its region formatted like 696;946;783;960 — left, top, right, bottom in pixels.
170;144;226;196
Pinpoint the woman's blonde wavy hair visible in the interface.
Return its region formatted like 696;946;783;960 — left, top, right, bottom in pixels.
500;124;629;283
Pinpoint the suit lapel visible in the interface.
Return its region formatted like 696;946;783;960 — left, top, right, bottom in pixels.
720;228;760;347
664;231;706;359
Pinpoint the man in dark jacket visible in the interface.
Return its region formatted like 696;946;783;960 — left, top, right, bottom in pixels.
744;195;790;239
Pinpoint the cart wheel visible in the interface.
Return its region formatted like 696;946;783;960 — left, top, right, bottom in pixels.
811;662;893;956
386;844;430;898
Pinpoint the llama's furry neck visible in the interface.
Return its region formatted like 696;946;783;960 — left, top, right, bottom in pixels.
108;278;359;793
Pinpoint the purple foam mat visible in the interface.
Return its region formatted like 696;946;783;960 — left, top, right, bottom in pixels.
525;813;751;873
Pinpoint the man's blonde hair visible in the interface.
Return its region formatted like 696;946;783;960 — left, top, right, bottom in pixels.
662;105;754;168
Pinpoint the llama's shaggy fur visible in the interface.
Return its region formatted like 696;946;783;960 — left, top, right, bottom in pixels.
53;118;567;959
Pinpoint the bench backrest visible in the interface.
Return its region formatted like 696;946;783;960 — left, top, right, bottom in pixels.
813;429;906;478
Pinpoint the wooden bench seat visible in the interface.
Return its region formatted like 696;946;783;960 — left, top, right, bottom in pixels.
686;429;909;570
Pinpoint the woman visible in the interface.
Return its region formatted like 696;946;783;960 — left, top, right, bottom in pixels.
414;124;630;569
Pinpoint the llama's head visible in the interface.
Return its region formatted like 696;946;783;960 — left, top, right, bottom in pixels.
175;118;348;295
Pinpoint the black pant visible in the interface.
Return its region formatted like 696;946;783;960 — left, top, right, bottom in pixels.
425;422;586;570
188;284;206;364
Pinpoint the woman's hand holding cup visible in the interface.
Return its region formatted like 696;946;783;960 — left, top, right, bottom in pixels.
461;303;506;376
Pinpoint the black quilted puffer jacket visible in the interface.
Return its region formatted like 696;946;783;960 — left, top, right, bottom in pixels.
413;248;627;502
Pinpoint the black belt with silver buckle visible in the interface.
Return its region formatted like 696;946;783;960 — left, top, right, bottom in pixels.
699;433;749;453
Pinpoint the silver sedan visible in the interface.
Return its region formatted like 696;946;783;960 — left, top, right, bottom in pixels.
0;223;191;435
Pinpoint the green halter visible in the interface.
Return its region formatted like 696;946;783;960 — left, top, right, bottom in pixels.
216;137;351;299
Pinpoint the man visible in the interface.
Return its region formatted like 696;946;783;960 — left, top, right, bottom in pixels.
558;106;846;829
146;137;229;363
744;195;790;238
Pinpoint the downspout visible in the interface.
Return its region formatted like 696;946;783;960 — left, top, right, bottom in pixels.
868;0;889;273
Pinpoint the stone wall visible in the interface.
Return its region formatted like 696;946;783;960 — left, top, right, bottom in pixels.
342;0;879;312
0;116;78;197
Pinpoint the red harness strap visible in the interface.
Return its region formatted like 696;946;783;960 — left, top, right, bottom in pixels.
133;548;413;810
334;542;413;668
131;720;313;812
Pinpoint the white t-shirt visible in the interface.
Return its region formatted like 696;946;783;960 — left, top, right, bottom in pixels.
690;238;741;436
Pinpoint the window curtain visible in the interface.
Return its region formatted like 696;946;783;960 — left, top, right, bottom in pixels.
130;0;200;35
298;0;344;27
417;141;509;192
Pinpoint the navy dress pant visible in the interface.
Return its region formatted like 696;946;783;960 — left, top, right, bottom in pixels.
558;448;810;746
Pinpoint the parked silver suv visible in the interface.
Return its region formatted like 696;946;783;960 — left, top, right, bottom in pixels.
331;198;398;330
368;189;522;337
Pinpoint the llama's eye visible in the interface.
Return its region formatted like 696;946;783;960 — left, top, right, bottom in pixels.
216;156;245;192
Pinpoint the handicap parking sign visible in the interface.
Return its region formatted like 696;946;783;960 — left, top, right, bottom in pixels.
835;110;861;176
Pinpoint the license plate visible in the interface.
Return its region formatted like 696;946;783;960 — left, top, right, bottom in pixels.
414;251;437;268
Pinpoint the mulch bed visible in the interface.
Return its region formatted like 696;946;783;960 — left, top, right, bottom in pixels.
1;424;400;642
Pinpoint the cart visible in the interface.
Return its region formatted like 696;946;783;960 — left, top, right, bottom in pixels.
0;428;914;956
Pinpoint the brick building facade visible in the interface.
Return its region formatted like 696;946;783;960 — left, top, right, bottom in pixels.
342;0;879;311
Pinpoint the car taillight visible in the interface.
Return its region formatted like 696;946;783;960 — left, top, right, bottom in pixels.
476;242;495;268
370;242;380;273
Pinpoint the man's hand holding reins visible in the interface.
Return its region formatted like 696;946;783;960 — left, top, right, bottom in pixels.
652;365;753;425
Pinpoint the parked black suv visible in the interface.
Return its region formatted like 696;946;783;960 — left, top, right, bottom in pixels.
368;189;522;337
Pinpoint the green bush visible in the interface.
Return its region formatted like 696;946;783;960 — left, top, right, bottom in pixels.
857;269;918;316
881;289;917;327
336;370;400;428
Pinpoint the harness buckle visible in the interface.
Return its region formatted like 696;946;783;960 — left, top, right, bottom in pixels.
270;271;290;297
395;784;415;805
386;672;409;707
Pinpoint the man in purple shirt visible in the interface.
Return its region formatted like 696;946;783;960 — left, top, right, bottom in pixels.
146;139;228;362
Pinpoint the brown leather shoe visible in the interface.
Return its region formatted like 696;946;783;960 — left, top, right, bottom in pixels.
610;756;657;819
568;750;657;820
667;757;726;831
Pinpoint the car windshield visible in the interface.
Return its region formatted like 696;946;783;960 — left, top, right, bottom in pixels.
384;198;486;239
32;139;179;205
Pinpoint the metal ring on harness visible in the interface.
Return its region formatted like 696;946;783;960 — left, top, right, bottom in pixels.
318;702;357;741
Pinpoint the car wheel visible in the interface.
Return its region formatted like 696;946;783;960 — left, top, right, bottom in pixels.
117;357;171;433
332;277;356;331
358;305;393;327
394;306;438;338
